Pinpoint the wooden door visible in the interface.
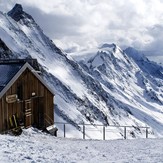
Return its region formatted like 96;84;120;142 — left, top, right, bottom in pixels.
32;97;44;129
25;99;32;128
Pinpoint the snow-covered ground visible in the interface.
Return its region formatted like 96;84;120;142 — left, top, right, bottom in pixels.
1;128;163;163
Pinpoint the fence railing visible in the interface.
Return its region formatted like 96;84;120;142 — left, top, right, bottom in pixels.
54;122;150;140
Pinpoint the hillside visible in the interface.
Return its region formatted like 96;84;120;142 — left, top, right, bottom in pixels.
0;4;162;138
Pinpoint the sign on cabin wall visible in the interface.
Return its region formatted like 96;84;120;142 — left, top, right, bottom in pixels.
6;94;18;103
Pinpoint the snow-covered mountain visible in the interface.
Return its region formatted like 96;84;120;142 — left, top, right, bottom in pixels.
0;4;163;138
70;43;163;137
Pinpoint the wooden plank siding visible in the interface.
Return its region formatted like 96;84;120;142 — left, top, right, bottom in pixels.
0;68;54;132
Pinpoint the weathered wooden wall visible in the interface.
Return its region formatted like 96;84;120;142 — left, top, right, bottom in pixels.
0;68;54;132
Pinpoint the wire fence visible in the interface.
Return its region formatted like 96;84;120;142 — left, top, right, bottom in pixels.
54;122;150;140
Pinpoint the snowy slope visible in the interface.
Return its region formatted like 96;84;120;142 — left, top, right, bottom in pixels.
70;43;163;137
1;128;163;163
0;4;114;134
0;4;162;138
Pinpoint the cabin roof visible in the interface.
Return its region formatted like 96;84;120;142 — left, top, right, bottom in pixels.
0;60;54;98
0;63;24;92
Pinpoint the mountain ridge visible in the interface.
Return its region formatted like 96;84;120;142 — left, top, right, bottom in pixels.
0;4;162;138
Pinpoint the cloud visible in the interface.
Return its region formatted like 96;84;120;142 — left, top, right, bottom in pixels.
144;25;163;56
0;0;163;56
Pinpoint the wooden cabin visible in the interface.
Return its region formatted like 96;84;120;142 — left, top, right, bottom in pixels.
0;59;56;135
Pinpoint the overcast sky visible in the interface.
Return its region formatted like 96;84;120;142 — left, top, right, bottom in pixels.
1;0;163;57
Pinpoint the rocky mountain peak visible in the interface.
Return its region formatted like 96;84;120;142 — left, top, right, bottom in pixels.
7;4;23;21
100;43;116;49
7;3;33;22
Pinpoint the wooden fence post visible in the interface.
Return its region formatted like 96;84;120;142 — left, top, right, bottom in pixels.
64;124;66;138
124;127;127;139
83;125;85;139
103;126;105;140
146;128;148;138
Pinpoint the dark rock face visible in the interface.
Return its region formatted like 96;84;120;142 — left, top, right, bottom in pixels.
0;38;10;51
0;38;12;58
7;4;33;22
7;4;23;21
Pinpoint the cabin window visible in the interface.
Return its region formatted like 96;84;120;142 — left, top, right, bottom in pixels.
17;84;23;100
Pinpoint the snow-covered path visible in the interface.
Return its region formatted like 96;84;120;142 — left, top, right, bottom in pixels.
0;128;163;163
